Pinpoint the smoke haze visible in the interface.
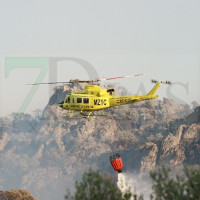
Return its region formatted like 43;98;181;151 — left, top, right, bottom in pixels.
118;172;152;200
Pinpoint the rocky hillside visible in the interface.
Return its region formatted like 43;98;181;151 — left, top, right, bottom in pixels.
124;106;200;174
0;84;199;200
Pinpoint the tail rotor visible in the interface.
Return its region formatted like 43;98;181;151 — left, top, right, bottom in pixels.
151;79;172;85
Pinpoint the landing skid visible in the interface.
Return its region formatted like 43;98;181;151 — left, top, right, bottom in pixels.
64;111;108;119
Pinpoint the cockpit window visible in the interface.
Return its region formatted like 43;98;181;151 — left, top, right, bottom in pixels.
67;96;70;103
83;98;89;104
77;98;82;103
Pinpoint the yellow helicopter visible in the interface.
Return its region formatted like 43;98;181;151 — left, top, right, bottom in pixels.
29;74;171;118
57;75;171;118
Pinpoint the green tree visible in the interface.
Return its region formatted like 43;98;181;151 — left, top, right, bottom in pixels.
150;166;200;200
65;166;200;200
65;169;143;200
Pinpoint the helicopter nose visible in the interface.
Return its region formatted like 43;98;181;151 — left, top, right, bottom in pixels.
59;101;64;108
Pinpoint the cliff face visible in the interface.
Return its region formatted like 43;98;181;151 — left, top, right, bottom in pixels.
0;84;199;200
127;106;200;174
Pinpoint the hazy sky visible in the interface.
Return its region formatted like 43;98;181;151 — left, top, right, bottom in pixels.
0;0;200;117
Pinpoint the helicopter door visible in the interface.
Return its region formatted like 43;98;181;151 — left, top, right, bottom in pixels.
65;96;70;103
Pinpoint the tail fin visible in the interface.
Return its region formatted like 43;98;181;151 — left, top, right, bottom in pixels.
147;81;161;95
148;80;171;95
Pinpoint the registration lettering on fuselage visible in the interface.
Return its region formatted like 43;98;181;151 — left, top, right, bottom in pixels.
120;98;132;103
94;99;107;106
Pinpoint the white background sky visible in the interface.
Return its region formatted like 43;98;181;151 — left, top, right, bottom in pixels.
0;0;200;117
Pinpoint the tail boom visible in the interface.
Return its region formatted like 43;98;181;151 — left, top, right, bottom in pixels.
109;80;168;107
109;94;158;107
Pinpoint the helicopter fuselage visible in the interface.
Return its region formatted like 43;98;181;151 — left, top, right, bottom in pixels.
59;84;159;112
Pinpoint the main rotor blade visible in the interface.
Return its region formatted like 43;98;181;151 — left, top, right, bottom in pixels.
27;81;71;85
95;73;143;82
27;73;143;85
27;80;95;85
